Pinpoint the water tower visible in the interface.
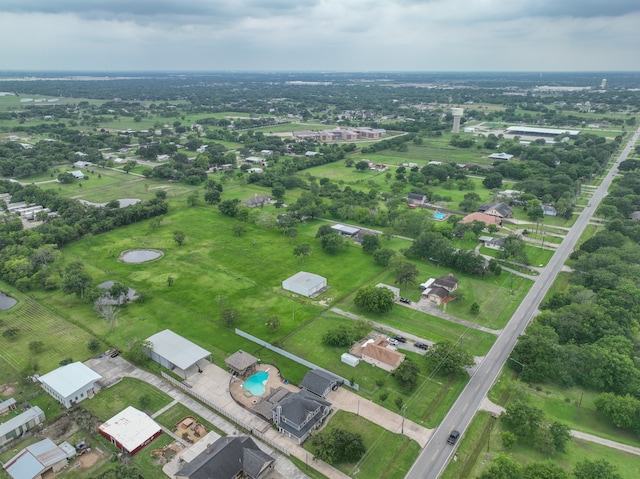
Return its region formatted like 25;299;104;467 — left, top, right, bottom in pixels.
600;78;607;90
451;108;464;133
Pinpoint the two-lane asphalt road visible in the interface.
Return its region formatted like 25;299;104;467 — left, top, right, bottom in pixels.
406;126;640;479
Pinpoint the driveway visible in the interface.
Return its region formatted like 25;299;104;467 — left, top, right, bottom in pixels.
327;388;432;447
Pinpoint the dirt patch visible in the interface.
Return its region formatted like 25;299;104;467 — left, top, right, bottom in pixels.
0;382;17;397
76;450;101;469
151;443;183;464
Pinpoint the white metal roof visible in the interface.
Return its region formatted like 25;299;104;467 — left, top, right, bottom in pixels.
506;126;580;136
99;406;161;453
145;329;211;371
39;362;102;398
331;224;360;235
283;271;326;288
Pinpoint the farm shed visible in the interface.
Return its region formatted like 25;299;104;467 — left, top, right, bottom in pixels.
376;283;400;299
3;438;69;479
145;329;212;379
38;362;101;409
0;407;45;446
331;224;360;237
341;353;360;367
0;397;17;415
282;272;327;298
98;406;162;456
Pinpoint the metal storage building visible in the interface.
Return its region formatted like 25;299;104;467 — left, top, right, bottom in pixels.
38;362;102;409
99;406;162;456
145;329;213;378
282;272;327;298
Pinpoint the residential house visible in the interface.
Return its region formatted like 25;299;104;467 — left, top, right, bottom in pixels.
0;406;45;446
424;286;450;305
175;436;275;479
407;193;427;207
272;390;332;444
39;362;102;409
433;274;459;293
242;195;271;208
478;202;513;218
299;370;342;398
358;337;405;372
478;236;506;250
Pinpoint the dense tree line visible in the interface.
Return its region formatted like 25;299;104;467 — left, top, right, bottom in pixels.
510;169;640;423
0;181;167;291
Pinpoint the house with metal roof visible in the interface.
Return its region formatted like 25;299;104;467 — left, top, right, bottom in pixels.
542;205;557;216
0;406;45;446
98;406;162;456
145;329;213;379
299;370;342;398
38;362;102;409
3;438;70;479
175;436;274;479
272;390;332;444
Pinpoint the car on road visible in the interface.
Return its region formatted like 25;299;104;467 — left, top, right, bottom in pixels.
447;430;460;445
587;203;592;207
393;335;407;343
414;342;429;350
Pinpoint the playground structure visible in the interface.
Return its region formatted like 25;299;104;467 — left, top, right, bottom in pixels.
174;416;208;443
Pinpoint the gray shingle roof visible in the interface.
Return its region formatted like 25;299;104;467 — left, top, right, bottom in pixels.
176;436;273;479
299;369;341;397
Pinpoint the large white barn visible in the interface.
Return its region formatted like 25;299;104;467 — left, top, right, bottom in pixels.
38;362;102;409
282;272;327;298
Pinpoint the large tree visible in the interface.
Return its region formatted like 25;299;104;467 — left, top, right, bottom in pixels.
61;261;92;299
361;234;381;254
293;243;312;263
354;285;395;314
424;341;474;376
573;459;622;479
310;428;366;464
392;358;420;389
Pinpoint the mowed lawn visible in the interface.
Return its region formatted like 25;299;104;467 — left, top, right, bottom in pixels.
0;288;97;373
305;411;422;479
44;205;397;378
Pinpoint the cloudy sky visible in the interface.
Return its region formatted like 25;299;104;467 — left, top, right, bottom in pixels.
1;0;639;72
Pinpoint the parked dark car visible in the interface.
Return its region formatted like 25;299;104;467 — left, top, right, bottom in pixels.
399;297;412;304
414;342;429;350
393;335;407;343
447;430;460;445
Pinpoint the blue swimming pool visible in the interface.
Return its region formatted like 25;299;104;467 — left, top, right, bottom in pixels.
242;370;268;396
433;211;449;221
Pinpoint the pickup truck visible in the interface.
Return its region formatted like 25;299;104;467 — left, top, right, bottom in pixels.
447;430;460;445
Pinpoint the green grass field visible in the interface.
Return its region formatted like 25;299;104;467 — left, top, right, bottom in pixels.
81;377;173;420
305;411;422;479
0;286;98;373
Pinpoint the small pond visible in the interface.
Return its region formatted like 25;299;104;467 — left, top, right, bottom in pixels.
119;249;164;264
0;292;17;311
